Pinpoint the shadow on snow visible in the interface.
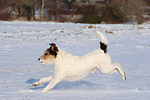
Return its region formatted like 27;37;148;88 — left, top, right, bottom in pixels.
26;78;93;90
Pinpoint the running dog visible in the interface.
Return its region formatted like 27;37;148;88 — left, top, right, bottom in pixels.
33;31;126;92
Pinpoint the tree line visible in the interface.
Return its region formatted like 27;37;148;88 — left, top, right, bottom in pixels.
0;0;149;24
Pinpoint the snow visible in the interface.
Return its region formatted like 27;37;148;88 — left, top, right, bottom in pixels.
0;21;150;100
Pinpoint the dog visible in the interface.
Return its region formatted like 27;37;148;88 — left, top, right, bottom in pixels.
32;31;126;92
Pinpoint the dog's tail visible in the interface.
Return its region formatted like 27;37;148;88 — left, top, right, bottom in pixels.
97;31;108;53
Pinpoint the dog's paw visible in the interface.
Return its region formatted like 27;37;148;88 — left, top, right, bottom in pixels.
122;71;126;81
123;76;126;81
32;82;40;86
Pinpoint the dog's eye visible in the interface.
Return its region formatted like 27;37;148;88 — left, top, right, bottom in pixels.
45;53;48;56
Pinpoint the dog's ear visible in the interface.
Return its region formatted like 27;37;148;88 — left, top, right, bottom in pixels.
49;43;59;52
49;43;59;57
49;43;55;51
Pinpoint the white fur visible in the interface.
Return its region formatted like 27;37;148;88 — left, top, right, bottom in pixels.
33;31;126;92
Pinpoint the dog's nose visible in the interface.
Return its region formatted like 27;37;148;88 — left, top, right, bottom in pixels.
38;58;40;61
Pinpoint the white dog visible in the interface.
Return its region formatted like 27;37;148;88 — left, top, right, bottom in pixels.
33;31;126;92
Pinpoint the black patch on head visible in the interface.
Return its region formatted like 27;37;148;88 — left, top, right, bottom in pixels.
100;42;107;53
47;43;59;57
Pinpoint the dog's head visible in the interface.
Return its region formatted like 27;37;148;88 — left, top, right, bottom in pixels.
38;43;59;64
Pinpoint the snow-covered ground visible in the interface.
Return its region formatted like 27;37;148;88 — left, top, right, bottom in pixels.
0;21;150;100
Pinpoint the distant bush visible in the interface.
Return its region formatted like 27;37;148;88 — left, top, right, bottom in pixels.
0;10;12;21
101;0;146;24
101;3;128;23
79;14;101;24
145;0;150;6
76;5;102;24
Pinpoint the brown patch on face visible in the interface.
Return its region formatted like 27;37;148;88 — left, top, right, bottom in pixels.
42;50;56;61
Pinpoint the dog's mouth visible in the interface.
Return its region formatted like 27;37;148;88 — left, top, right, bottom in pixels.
40;61;45;64
40;61;47;65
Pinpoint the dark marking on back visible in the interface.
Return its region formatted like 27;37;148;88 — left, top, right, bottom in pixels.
100;42;107;53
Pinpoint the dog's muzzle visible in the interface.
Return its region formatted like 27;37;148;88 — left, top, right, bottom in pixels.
38;58;44;64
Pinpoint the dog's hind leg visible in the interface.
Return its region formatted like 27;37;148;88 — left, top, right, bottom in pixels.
32;75;54;86
112;62;126;80
98;62;126;81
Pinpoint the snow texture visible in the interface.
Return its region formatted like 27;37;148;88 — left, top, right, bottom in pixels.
0;21;150;100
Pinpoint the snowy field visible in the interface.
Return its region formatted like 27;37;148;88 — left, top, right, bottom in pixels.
0;21;150;100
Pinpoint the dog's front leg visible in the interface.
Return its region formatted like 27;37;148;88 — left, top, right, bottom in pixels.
32;75;54;86
42;78;62;92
